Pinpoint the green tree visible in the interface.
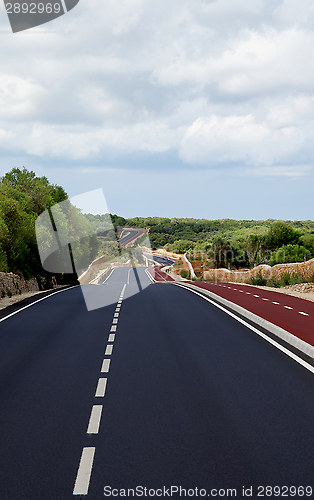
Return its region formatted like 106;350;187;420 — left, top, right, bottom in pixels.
265;221;301;250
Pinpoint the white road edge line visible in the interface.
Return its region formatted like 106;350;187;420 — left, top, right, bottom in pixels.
87;405;103;434
175;285;314;375
102;268;115;284
0;286;78;324
73;447;95;496
95;378;107;397
145;268;155;283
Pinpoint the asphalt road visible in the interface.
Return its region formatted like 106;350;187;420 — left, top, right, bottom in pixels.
1;268;314;499
193;281;314;347
119;229;142;247
143;253;176;266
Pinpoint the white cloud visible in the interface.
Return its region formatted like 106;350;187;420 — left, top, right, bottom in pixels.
1;0;314;177
5;121;184;159
179;114;305;166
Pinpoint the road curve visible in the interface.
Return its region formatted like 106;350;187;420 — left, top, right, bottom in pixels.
1;269;314;498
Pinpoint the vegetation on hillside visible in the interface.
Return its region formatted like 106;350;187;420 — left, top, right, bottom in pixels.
1;167;314;280
0;167;89;283
108;215;314;269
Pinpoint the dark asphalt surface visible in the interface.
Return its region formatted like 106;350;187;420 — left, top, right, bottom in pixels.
1;269;314;499
143;253;176;266
119;229;141;247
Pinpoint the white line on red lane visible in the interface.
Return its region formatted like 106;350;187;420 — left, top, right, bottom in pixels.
202;283;312;320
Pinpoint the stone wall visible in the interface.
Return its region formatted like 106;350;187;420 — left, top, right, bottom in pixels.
203;258;314;283
0;272;58;299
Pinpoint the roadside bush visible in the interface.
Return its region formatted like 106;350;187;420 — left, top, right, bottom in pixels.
250;273;267;286
180;270;190;279
280;272;291;286
267;277;281;288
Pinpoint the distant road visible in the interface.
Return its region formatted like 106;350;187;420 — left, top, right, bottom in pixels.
143;252;176;266
1;270;314;498
119;228;143;247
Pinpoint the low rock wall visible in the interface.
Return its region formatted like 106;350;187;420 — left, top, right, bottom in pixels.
203;258;314;283
0;272;58;298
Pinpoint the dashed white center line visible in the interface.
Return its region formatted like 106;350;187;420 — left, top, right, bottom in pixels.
87;405;103;434
110;325;117;332
114;313;119;318
101;359;111;373
112;318;118;324
73;447;95;495
212;281;310;323
95;378;107;397
105;344;113;355
108;333;115;342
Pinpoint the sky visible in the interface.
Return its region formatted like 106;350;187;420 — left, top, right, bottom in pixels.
0;0;314;220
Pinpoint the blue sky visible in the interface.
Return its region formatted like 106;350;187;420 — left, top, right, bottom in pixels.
0;0;313;220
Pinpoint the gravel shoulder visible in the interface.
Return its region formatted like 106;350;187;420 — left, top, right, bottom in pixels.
0;286;68;311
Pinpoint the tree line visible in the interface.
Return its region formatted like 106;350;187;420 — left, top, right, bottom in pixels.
110;215;314;269
0;167;83;283
1;168;314;281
